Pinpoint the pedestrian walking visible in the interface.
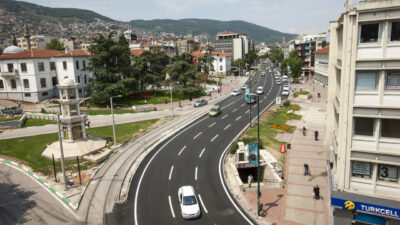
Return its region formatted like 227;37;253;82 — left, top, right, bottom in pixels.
248;174;253;188
87;103;90;110
17;101;21;109
86;120;91;128
313;185;320;199
302;126;307;136
304;164;310;176
314;130;319;141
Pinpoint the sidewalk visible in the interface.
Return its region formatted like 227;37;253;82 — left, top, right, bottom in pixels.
242;82;330;225
0;76;246;140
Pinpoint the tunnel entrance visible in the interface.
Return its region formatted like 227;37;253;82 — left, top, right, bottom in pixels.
237;167;265;183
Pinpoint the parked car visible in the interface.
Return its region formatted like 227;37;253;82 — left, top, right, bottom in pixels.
1;106;23;115
282;90;290;96
231;89;241;96
209;105;221;117
256;86;264;95
276;79;281;85
178;186;201;219
194;99;208;107
242;84;248;90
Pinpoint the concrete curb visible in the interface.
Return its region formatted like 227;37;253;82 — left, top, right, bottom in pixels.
0;158;78;210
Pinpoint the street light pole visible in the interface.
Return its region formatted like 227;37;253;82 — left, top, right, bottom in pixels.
249;72;252;127
257;95;261;216
170;83;173;117
110;95;122;146
56;112;68;189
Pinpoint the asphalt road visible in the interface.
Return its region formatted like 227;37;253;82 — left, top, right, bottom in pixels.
110;61;283;225
0;163;81;225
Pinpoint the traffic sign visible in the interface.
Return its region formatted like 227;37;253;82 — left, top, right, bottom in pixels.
276;97;281;105
280;144;286;153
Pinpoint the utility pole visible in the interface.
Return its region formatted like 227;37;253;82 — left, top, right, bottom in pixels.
257;95;261;216
57;113;68;189
249;72;252;127
110;95;122;146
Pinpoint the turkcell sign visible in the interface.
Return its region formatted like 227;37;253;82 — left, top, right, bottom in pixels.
331;197;400;218
245;88;250;95
247;143;258;165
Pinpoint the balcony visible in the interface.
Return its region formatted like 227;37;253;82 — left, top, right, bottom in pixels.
1;69;19;79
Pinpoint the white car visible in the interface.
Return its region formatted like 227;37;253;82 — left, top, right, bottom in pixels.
194;99;208;107
256;86;264;94
261;71;266;76
276;79;281;85
282;90;290;96
283;86;290;92
178;186;201;219
231;89;241;96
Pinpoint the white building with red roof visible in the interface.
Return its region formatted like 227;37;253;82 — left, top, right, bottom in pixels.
0;49;93;102
191;51;232;75
314;46;329;85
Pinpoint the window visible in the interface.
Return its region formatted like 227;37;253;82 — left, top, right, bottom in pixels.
52;77;58;86
360;23;379;43
42;91;48;96
390;22;400;42
7;63;13;72
24;93;31;97
385;72;400;90
20;63;27;72
23;79;29;89
40;78;46;88
0;80;3;88
63;61;67;70
355;72;377;91
381;119;400;138
354;117;374;136
77;75;81;83
378;164;398;182
219;58;222;62
11;79;16;89
38;62;45;72
352;161;371;179
84;75;87;84
220;66;223;71
50;62;56;71
76;60;80;70
83;60;86;69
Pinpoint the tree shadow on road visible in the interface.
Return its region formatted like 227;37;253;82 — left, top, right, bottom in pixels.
0;183;37;225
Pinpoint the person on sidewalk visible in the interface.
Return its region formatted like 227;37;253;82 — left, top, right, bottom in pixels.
248;174;253;188
86;120;91;128
302;126;306;136
314;130;319;141
304;164;310;176
313;185;320;200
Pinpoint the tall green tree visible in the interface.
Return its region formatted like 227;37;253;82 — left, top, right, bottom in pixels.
245;50;258;66
167;61;196;87
198;53;214;74
46;38;65;51
269;46;284;64
172;53;194;63
87;33;136;104
286;50;302;80
0;48;3;54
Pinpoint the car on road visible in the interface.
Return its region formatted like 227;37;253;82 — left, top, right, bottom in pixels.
242;84;248;90
276;79;281;85
231;89;241;96
261;71;266;76
283;85;290;92
194;99;208;107
178;186;201;219
256;86;264;95
209;105;221;117
282;90;290;96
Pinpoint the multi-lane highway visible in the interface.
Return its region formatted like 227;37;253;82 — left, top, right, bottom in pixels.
109;61;282;225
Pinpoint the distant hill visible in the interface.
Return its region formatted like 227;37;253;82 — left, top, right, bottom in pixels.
0;0;114;24
129;19;297;44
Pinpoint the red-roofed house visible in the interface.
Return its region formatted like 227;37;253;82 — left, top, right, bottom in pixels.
0;49;94;102
314;46;329;85
191;51;232;75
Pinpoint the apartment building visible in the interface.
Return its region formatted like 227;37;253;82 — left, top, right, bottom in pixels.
326;0;400;224
214;32;253;61
314;46;329;85
16;35;52;51
191;51;232;75
176;39;194;55
292;33;327;77
0;47;92;103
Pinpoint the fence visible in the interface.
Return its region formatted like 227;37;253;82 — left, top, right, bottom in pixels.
25;113;57;121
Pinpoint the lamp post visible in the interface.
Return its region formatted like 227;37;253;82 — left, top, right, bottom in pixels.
170;82;179;117
256;95;261;216
110;95;122;146
56;110;68;189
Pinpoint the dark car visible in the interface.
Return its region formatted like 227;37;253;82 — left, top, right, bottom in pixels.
1;106;23;115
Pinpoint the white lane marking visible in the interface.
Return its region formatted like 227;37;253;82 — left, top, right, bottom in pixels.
195;166;198;181
241;103;245;107
264;96;267;99
178;146;186;156
135;116;208;225
199;148;206;158
193;132;202;140
224;124;231;130
232;108;237;113
221;101;235;109
245;110;249;114
168;196;175;218
211;134;219;142
253;105;257;109
236;116;242;121
209;122;216;128
198;194;209;214
260;100;263;103
222;115;228;119
169;166;174;180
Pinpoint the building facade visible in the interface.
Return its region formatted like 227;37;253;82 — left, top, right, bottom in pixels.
314;46;329;85
191;51;232;75
0;49;92;103
16;35;52;51
326;1;400;224
215;32;253;61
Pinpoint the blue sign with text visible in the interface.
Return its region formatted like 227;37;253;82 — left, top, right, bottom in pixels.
331;197;400;219
247;143;258;165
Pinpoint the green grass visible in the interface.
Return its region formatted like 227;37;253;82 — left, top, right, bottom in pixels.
118;95;189;106
81;109;135;115
0;116;21;122
294;91;310;97
0;119;159;174
21;118;56;128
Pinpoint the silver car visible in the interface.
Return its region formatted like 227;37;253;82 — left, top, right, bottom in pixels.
194;99;208;107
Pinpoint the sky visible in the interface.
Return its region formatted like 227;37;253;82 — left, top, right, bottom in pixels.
22;0;346;35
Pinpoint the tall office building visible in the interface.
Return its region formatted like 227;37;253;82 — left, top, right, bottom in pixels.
326;0;400;224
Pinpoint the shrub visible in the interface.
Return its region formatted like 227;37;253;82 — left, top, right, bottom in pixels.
239;137;264;149
270;124;290;130
229;141;238;154
40;108;46;113
283;100;291;107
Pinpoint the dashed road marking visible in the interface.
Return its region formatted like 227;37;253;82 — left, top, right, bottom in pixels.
199;148;206;158
236;116;242;121
232;108;237;113
193;132;202;140
169;166;174;180
211;134;219;142
198;194;209;214
241;103;245;107
195;166;198;181
168;196;175;218
178;146;186;156
209;122;216;128
224;124;231;130
245;110;249;114
222;115;228;119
